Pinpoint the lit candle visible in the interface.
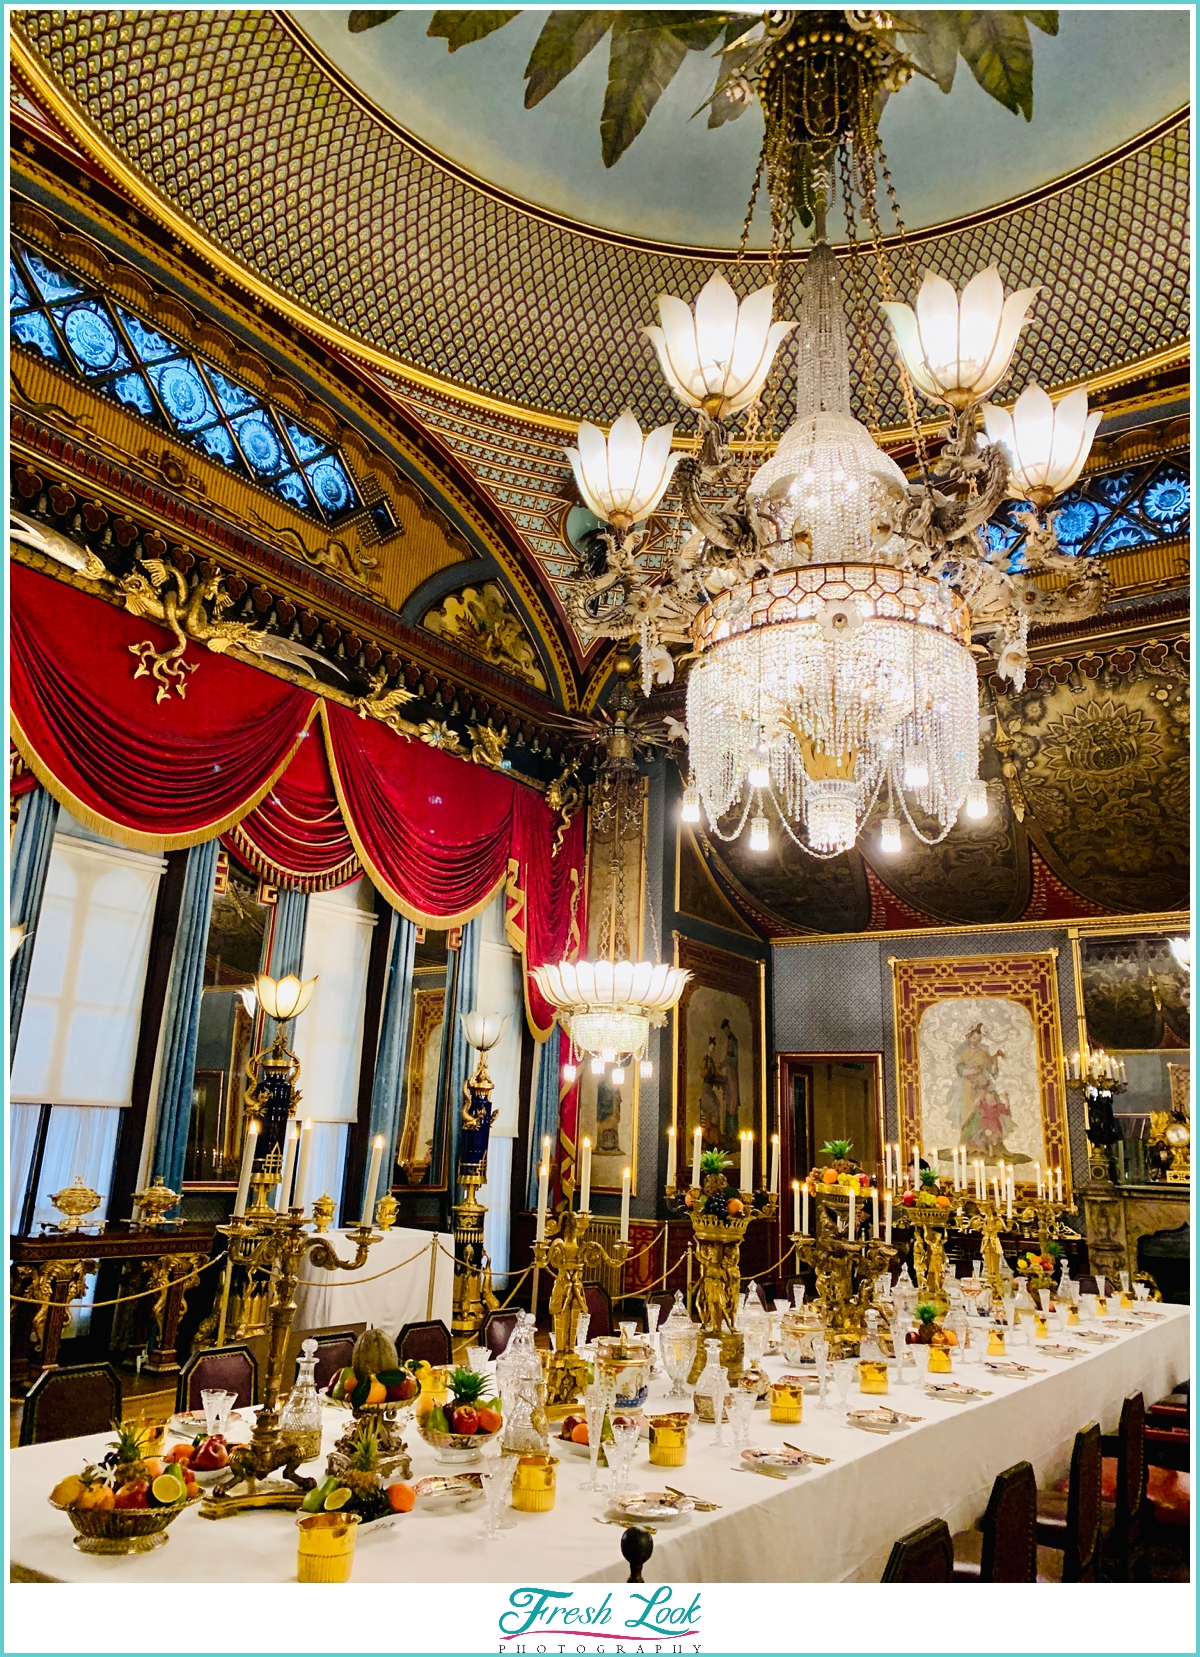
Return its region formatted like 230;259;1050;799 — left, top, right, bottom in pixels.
770;1133;780;1196
293;1117;313;1214
884;1143;893;1190
666;1125;677;1192
1006;1165;1013;1222
620;1167;631;1242
692;1126;702;1190
536;1160;550;1241
871;1187;879;1239
360;1133;384;1226
802;1182;809;1236
1034;1162;1042;1200
579;1137;592;1213
1056;1167;1064;1204
740;1131;753;1195
792;1179;801;1232
912;1147;920;1190
233;1119;258;1217
884;1191;893;1245
847;1189;855;1238
279;1121;300;1211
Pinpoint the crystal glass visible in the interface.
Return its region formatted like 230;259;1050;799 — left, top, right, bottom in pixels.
947;1308;967;1364
575;1312;591;1352
580;1383;610;1494
791;1282;806;1311
832;1359;855;1408
695;1339;730;1446
1037;1288;1051;1315
660;1295;699;1399
278;1338;323;1465
479;1447;516;1540
1119;1270;1131;1296
727;1388;755;1451
1134;1281;1149;1302
202;1389;236;1439
608;1414;641;1496
1080;1294;1098;1323
812;1334;830;1409
467;1345;490;1377
889;1321;907;1385
739;1287;770;1369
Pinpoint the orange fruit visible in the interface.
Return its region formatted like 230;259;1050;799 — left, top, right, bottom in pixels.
365;1377;387;1406
822;1169;839;1185
386;1482;416;1513
570;1422;590;1445
184;1481;199;1501
727;1198;744;1215
477;1407;502;1435
935;1195;951;1209
167;1443;194;1464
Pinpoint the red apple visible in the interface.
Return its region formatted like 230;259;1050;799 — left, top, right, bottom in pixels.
451;1406;479;1436
901;1191;916;1207
113;1481;149;1510
191;1437;230;1471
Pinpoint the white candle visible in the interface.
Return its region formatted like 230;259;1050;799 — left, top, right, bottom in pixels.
360;1133;384;1226
871;1187;879;1239
278;1121;299;1211
293;1117;313;1214
740;1131;753;1195
579;1137;592;1213
792;1179;801;1232
847;1189;855;1238
912;1147;920;1190
884;1143;892;1190
1056;1167;1064;1203
619;1167;631;1242
884;1191;893;1245
1034;1162;1042;1200
233;1119;258;1217
1005;1166;1013;1222
666;1125;677;1192
802;1183;809;1236
536;1160;549;1241
692;1126;702;1190
770;1133;780;1196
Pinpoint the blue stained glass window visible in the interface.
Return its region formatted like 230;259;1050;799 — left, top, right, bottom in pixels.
22;250;84;303
58;301;131;376
1095;516;1156;554
1142;469;1189;527
10;256;34;311
305;456;354;515
1091;470;1138;507
1051;497;1101;549
233;412;286;476
273;472;313;511
284;420;326;462
116;307;175;363
11;310;62;361
205;366;259;417
193;424;240;468
113;372;157;417
147;358;219;432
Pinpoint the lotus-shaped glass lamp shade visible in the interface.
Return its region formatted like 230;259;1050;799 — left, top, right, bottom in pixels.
882;266;1039;409
566;411;680;532
982;383;1101;507
253;971;317;1022
531;960;690;1059
644;270;796;421
462;1010;507;1052
1169;935;1191;973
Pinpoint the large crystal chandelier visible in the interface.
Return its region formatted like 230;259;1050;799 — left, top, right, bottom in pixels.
560;13;1106;859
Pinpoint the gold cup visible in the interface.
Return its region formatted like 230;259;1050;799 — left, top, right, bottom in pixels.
769;1379;806;1420
296;1511;360;1582
987;1330;1006;1357
1096;1296;1109;1318
1033;1312;1049;1339
926;1347;952;1374
1067;1305;1080;1327
511;1453;558;1513
648;1415;688;1467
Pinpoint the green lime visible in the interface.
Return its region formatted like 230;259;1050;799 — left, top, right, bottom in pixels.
323;1487;352;1511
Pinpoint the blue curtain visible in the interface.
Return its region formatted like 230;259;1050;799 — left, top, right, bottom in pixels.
359;910;418;1218
260;886;309;1050
527;1026;563;1208
150;839;220;1194
8;786;59;1060
442;918;480;1190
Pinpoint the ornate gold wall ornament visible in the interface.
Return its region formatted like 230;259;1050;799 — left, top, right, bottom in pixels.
139;445;207;498
423;582;548;692
352;667;419;735
249;510;379;588
10;363;93;434
417;721;468;756
546;759;582;857
14;1257;98;1351
468;724;508;770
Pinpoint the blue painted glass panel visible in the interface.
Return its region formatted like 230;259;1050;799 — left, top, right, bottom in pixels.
22;250;84;303
233;411;287;476
11;310;62;362
113;371;157;417
283;420;326;463
1094;516;1156;554
273;471;313;511
147;358;220;433
1090;470;1138;507
116;306;175;364
192;423;241;468
204;366;259;418
57;300;131;376
10;256;34;311
1141;469;1189;528
305;456;355;516
1051;496;1101;551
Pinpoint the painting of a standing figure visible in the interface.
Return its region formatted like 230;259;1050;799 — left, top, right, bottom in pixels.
951;1023;1013;1157
675;940;764;1166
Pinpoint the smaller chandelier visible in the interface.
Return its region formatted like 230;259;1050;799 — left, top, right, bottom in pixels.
532;959;689;1068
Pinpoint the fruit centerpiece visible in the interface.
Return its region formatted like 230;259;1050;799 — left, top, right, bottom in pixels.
1015;1242;1061;1293
326;1327;415;1481
810;1140;872;1196
49;1421;200;1555
306;1420;415;1524
415;1367;502;1462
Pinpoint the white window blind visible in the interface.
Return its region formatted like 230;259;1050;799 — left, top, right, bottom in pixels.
291;879;376;1122
10;832;164;1108
476;892;524;1137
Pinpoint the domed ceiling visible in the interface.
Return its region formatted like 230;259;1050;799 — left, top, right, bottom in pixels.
294;8;1190;246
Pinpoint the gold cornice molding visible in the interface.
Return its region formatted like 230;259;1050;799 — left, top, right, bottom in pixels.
771;910;1190;947
12;32;1191;443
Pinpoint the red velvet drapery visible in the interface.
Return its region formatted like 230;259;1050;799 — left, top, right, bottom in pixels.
11;563;582;1037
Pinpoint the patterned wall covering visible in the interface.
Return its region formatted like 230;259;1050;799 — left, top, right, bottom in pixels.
771;927;1089;1187
14;12;1189;433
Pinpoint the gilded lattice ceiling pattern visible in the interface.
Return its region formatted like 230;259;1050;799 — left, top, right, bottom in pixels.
16;10;1190;430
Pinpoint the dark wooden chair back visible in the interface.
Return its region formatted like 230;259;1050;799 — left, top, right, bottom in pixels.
20;1362;122;1446
397;1318;452;1368
882;1518;953;1582
176;1344;258;1412
1065;1421;1104;1580
981;1461;1037;1581
1115;1392;1147;1529
284;1322;367;1393
481;1310;521;1359
584;1282;613;1340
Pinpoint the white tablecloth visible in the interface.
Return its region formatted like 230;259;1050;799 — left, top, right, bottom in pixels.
290;1225;453;1338
10;1304;1188;1584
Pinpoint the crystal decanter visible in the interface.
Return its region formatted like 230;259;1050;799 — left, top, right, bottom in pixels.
277;1336;323;1466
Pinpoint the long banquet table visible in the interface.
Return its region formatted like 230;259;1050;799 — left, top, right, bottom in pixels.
10;1304;1188;1584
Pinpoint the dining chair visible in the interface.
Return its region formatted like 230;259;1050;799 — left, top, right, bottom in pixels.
19;1362;122;1446
584;1282;613;1340
1100;1393;1147;1581
481;1309;521;1360
175;1343;259;1413
397;1318;452;1368
881;1518;954;1582
1036;1421;1102;1581
951;1461;1037;1581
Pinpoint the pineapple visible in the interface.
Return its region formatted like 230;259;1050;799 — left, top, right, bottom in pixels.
108;1419;151;1486
342;1421;381;1498
819;1139;858;1175
448;1368;486;1411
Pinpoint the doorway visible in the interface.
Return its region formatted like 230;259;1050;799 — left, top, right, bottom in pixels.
776;1053;886;1184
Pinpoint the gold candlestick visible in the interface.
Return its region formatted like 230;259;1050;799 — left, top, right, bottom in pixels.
673;1171;777;1384
532;1199;630;1408
791;1185;895;1357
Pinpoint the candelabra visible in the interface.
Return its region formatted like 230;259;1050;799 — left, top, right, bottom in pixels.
956;1191;1078;1305
955;1197;1009;1305
532;1200;631;1408
201;1172;381;1518
1066;1044;1127;1182
791;1185;896;1358
451;1012;505;1337
666;1166;777;1383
